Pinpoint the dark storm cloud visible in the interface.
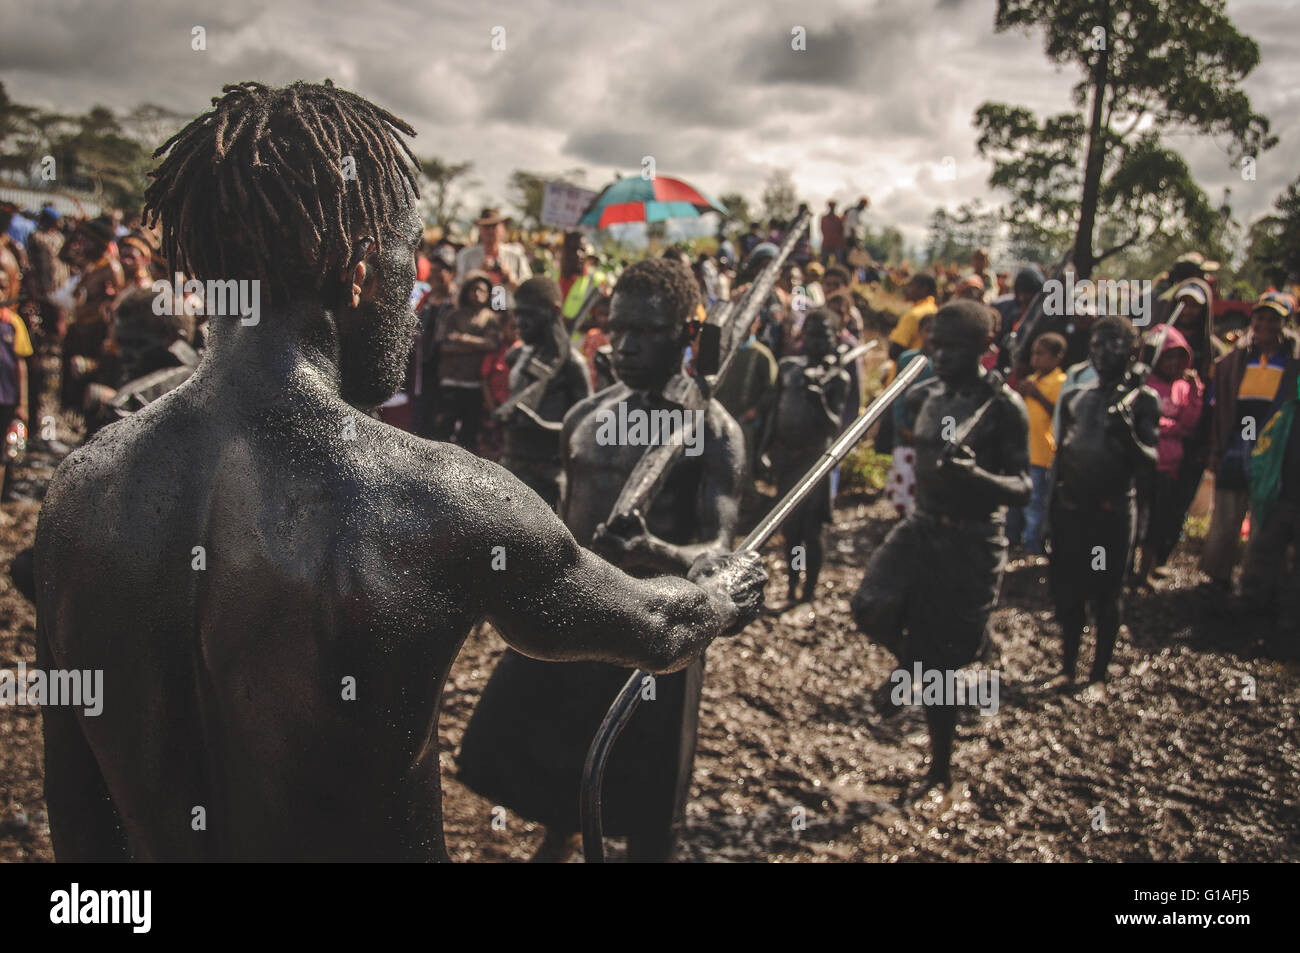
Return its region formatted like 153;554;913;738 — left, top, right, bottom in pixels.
559;128;718;174
0;0;1294;249
754;25;864;86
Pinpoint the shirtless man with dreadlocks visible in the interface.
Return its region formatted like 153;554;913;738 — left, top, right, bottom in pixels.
34;81;766;862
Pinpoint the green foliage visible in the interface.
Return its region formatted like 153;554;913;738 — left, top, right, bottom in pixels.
976;0;1275;276
862;224;906;265
0;82;154;209
1243;177;1300;288
839;444;893;496
416;156;475;227
0;82;42;175
508;167;586;229
925;200;999;265
717;192;751;230
760;169;798;223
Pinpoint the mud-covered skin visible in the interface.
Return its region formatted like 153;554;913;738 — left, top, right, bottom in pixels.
1050;322;1160;682
499;334;591;506
565;383;746;573
1054;346;1161;507
455;288;751;853
905;305;1032;520
33;209;764;862
764;324;849;601
571;289;747;573
852;305;1030;793
767;358;850;462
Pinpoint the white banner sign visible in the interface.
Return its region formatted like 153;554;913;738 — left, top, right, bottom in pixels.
540;181;599;229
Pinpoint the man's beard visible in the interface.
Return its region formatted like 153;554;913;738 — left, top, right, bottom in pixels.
339;298;417;410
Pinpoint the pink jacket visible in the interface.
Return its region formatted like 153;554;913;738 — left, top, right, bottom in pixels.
1147;325;1203;476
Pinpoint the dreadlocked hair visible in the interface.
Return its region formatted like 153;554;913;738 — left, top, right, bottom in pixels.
143;80;419;307
613;257;700;328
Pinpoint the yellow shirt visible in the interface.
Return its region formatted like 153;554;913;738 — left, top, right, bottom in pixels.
1025;367;1065;468
1;308;33;358
889;296;937;351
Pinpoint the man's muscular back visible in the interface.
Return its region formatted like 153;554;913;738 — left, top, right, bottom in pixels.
37;360;759;861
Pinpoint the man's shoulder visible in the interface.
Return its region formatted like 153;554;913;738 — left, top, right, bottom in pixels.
911;375;944;397
39;393;196;535
995;381;1029;416
705;397;744;436
357;426;525;522
565;383;629;425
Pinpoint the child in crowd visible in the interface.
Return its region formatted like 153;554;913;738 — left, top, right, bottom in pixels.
0;263;33;503
762;308;851;603
1136;325;1203;584
1014;332;1067;554
1050;317;1159;684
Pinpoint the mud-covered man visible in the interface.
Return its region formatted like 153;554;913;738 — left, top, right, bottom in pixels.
495;276;592;508
34;81;765;862
851;300;1031;796
458;257;748;862
761;307;850;603
1050;316;1159;685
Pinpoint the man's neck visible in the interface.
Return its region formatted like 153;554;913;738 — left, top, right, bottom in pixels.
941;367;984;392
203;302;344;400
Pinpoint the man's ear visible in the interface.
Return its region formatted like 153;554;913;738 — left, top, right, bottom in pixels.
344;236;376;308
347;261;368;308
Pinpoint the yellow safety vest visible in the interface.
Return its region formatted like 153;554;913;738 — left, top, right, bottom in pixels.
562;270;607;319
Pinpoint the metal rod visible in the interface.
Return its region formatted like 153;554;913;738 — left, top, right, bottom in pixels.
579;353;930;862
738;355;929;554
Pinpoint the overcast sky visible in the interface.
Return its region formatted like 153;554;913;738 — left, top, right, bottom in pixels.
2;0;1295;251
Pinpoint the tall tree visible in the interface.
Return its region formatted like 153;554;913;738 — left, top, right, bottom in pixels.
0;82;41;175
925;201;999;265
416;156;475;228
1241;176;1300;290
975;0;1275;278
717;191;751;229
862;223;906;265
48;105;152;209
760;169;798;223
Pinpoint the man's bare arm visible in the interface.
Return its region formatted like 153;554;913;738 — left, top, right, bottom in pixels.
941;392;1033;506
457;451;763;672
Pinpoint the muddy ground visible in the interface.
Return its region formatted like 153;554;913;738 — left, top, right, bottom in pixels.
2;423;1297;862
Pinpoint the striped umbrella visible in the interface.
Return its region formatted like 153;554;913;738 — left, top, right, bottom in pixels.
579;175;726;229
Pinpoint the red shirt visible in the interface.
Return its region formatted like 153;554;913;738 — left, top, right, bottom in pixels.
821;213;845;250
